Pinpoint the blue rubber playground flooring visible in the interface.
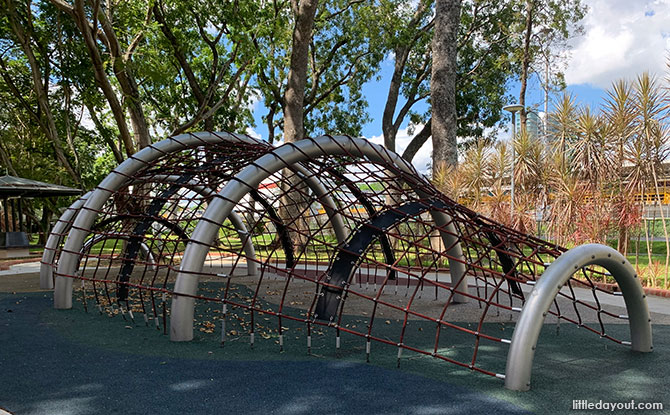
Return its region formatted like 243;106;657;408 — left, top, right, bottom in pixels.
1;290;668;414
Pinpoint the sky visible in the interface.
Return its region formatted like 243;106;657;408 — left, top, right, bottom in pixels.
250;0;670;173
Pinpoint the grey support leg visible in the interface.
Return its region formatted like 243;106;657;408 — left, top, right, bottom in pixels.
40;193;90;289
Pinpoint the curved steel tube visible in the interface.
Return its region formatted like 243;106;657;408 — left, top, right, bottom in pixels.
42;176;259;290
54;132;347;309
146;175;257;276
55;132;265;309
171;135;468;341
40;192;91;289
504;243;653;391
81;232;158;271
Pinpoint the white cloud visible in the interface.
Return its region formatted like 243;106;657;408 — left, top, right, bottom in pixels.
367;124;432;174
245;126;263;140
565;0;670;88
246;87;263;112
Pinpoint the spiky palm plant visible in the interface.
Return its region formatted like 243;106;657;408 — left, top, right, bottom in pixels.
514;129;543;193
632;72;669;287
546;142;583;246
432;161;465;203
604;79;636;254
548;92;578;171
485;141;511;226
570;106;615;189
460;139;492;210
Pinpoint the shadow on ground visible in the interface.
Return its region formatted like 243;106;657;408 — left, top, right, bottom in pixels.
1;289;667;415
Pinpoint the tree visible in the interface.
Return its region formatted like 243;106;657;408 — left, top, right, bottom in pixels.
516;0;586;132
380;0;518;164
151;0;255;134
604;79;636;254
630;73;669;287
380;0;433;155
49;0;153;154
0;0;80;184
252;0;386;143
283;0;319;143
431;0;461;175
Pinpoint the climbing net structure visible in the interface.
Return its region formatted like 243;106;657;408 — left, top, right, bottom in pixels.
41;132;653;390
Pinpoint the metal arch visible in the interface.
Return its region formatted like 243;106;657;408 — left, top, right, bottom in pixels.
170;135;469;341
248;189;295;268
315;199;449;322
54;132;265;309
155;155;349;257
81;233;158;271
326;167;396;281
54;132;347;309
40;192;91;289
147;175;257;276
42;175;259;291
295;164;348;244
504;243;653;391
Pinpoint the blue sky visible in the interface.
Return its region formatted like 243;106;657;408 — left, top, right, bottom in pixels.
250;0;670;172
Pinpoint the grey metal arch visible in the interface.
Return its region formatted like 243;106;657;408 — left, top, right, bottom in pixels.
54;132;346;309
504;243;653;391
315;199;447;322
40;192;91;289
170;135;469;341
41;177;259;290
54;132;263;309
143;175;257;277
81;233;157;270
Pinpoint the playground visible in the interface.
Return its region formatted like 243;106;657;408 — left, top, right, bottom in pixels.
1;132;668;414
1;270;669;414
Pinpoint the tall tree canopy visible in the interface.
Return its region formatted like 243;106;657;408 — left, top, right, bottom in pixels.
0;0;587;223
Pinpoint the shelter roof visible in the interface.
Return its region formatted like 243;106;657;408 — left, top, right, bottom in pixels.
0;175;82;198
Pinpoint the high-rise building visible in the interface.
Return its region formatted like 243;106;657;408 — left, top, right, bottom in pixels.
514;110;542;139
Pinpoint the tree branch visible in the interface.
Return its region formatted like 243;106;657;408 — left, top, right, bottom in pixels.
153;2;205;104
123;4;152;62
402;118;432;162
304;51;369;115
319;0;364;21
170;59;251;136
305;38;348;105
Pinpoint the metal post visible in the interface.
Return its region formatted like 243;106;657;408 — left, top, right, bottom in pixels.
503;104;523;222
18;198;23;232
2;197;7;232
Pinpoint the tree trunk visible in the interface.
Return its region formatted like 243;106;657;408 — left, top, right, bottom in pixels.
431;0;461;176
519;0;534;132
402;119;432;162
281;0;319;252
283;0;319;143
382;47;410;152
83;99;124;164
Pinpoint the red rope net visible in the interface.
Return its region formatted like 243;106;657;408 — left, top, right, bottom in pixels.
45;132;632;378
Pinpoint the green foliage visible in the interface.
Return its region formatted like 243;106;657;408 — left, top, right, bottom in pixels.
456;0;518;138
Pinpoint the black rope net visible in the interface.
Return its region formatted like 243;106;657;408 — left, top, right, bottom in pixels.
46;132;632;378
